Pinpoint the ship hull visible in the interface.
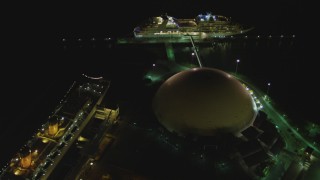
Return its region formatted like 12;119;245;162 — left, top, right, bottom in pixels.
134;27;254;39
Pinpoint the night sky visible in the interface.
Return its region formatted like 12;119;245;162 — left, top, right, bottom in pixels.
1;0;315;167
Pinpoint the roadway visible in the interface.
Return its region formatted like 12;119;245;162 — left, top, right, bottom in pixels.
234;74;319;179
187;35;202;67
237;75;320;154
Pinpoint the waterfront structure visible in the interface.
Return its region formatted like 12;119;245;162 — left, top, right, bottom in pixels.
153;68;257;136
134;12;253;39
0;75;115;179
1;37;319;179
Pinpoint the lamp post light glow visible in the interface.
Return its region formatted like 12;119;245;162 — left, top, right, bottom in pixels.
267;82;271;95
235;59;240;74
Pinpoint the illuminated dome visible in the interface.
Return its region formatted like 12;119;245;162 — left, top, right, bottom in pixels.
152;68;257;136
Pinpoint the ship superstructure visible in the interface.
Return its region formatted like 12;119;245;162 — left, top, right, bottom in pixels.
0;74;120;180
134;12;253;39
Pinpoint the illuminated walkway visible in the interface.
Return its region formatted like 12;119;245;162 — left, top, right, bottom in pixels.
187;35;203;67
234;74;320;155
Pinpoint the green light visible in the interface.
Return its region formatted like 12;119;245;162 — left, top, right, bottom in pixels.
215;161;230;173
263;166;270;176
144;73;162;83
165;43;175;61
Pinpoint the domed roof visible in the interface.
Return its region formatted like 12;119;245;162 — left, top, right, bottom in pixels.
152;68;257;136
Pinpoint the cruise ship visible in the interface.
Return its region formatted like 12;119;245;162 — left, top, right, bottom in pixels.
133;13;254;39
0;74;120;180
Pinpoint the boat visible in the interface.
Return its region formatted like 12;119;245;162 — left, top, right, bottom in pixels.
133;12;254;39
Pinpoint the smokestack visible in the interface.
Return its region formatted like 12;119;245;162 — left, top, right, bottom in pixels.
19;147;32;169
48;116;59;136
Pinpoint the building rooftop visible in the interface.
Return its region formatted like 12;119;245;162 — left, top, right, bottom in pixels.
153;67;257;136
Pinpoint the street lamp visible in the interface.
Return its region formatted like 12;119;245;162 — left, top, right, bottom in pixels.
267;82;271;95
235;59;240;74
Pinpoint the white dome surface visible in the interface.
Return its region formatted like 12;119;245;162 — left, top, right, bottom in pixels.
153;68;257;136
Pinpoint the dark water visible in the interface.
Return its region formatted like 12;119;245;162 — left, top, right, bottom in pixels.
2;0;312;169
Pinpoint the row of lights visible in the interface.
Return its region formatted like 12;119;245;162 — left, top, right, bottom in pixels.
0;138;36;175
33;101;87;178
235;58;271;95
204;34;296;39
61;34;295;42
1;79;101;177
62;37;112;42
242;34;295;39
82;73;103;80
50;81;77;116
1;81;79;176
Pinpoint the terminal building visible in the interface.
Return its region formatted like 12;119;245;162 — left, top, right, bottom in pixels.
153;67;258;137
